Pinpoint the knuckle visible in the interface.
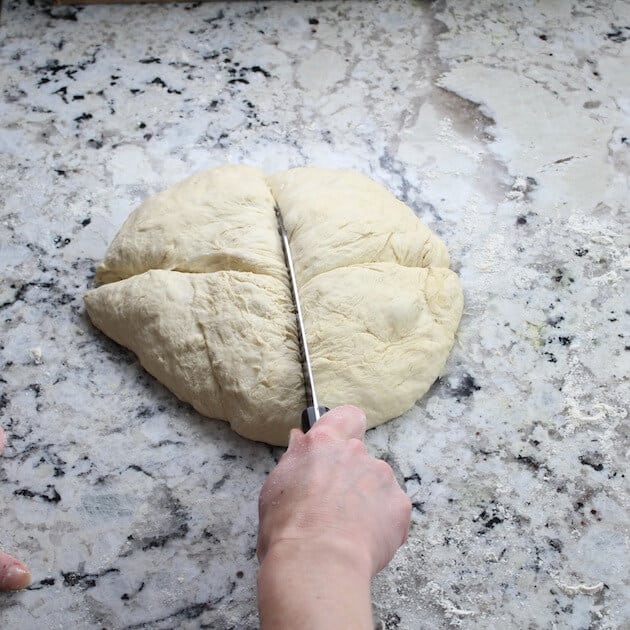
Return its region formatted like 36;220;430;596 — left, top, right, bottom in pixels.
375;458;394;478
346;438;367;455
304;427;333;446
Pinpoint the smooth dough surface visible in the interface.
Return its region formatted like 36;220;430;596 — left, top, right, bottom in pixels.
85;165;464;445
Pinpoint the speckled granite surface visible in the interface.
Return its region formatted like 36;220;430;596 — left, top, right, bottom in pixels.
0;1;628;628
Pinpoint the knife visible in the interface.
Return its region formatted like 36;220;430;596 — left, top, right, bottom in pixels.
275;205;329;432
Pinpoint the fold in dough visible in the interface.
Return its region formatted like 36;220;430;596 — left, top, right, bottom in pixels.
85;165;463;445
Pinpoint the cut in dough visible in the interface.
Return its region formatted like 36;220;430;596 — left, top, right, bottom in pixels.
85;165;463;445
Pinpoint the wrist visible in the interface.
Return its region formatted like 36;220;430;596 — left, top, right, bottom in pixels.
258;538;373;630
261;534;373;580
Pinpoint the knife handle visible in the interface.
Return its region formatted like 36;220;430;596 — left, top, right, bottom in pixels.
301;406;330;433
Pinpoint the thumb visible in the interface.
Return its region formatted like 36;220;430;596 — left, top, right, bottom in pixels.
0;552;31;591
287;428;303;450
309;406;367;441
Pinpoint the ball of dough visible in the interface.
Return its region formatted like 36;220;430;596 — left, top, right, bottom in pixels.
84;165;463;445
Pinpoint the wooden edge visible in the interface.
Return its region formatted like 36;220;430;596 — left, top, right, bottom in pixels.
53;1;218;4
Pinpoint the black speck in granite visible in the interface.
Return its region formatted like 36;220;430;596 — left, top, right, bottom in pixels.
27;383;41;397
53;85;68;103
445;373;481;401
139;56;161;64
202;528;220;545
473;502;505;534
127;596;225;627
4;85;27;103
87;137;103;149
486;513;506;531
14;484;61;503
36;60;70;78
250;65;271;78
62;567;119;590
148;76;182;95
579;453;604;471
154;439;186;448
516;215;527;225
204;9;225;25
411;501;425;514
606;25;630;43
27;577;56;591
212;475;228;491
36;48;100;86
1;281;53;310
120;580;146;601
136;405;154;418
215;131;230;148
514;454;552;476
551;268;575;285
127;464;153;478
546;313;565;328
54;235;72;248
130;491;190;552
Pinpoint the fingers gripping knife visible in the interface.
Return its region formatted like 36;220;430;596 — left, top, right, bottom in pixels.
275;206;329;432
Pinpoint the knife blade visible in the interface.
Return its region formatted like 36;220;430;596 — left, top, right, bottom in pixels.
275;205;329;432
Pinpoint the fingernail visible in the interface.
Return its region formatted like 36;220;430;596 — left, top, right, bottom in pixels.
1;565;31;591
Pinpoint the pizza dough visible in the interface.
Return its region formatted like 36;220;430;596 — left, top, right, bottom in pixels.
84;165;463;445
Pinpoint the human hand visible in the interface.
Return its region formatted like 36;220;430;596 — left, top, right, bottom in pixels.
0;426;31;591
257;405;412;578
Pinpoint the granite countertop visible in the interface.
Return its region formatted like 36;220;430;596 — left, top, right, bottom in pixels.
1;1;628;628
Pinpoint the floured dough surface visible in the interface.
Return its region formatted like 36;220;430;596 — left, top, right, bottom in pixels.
85;165;463;445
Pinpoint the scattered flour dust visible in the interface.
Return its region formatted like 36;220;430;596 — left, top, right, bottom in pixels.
425;581;476;625
555;580;605;597
561;355;627;436
372;534;478;629
30;347;43;365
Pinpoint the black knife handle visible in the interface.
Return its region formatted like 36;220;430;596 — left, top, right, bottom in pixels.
301;406;330;433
